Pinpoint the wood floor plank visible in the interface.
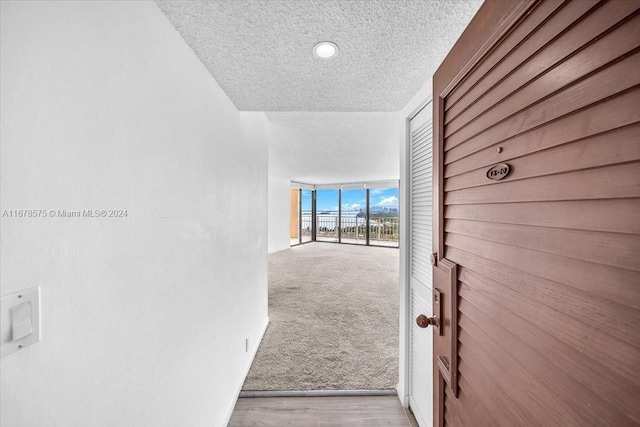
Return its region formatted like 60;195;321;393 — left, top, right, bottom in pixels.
229;396;417;427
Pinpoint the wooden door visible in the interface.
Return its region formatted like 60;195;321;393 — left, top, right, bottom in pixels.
432;0;640;426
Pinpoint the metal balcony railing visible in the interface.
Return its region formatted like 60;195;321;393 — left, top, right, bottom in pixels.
308;215;398;246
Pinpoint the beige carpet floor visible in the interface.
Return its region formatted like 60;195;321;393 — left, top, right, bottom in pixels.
242;242;399;391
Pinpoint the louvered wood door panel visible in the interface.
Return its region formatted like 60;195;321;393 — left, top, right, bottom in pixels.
410;288;433;427
432;1;640;426
411;105;433;289
409;103;434;427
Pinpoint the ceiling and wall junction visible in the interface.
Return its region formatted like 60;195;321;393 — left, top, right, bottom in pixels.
156;0;483;183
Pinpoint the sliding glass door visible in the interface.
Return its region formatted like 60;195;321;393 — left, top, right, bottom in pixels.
340;188;367;245
301;189;312;243
315;189;339;242
369;187;399;247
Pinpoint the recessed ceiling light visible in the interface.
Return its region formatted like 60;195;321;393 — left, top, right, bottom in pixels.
313;41;338;59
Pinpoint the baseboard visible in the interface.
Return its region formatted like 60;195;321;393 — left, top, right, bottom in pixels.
396;384;410;408
268;246;289;254
222;316;270;426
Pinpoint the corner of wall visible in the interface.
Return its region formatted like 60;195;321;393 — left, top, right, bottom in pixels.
223;315;270;426
268;175;292;254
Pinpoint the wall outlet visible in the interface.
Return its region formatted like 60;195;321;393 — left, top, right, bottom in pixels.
245;337;249;353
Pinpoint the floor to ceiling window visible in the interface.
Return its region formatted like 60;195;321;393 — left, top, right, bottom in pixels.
368;187;399;247
316;189;339;243
290;181;399;248
340;187;367;245
301;189;313;244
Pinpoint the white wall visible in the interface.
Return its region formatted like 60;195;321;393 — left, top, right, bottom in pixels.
0;2;270;426
268;176;292;254
397;80;433;407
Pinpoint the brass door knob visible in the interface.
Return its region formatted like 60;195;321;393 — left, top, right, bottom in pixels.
416;314;438;328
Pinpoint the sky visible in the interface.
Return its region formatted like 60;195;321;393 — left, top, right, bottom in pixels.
306;188;399;212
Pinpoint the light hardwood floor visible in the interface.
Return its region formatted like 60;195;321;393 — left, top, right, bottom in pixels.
228;396;419;426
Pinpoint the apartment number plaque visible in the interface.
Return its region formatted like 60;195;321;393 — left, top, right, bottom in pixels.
486;163;511;181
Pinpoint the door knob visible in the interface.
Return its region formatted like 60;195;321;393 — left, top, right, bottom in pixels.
416;314;438;328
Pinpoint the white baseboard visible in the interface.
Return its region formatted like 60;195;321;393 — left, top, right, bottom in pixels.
396;384;410;408
222;316;270;426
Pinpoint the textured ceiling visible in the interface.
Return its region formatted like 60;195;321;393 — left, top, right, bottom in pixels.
266;112;399;184
155;0;483;112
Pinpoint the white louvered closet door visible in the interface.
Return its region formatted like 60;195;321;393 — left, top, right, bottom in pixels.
408;102;433;427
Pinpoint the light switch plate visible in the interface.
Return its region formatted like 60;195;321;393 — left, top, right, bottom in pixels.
1;287;40;358
11;301;33;340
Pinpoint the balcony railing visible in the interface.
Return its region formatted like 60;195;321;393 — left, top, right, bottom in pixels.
309;215;398;247
301;216;313;238
369;217;399;246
